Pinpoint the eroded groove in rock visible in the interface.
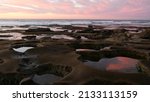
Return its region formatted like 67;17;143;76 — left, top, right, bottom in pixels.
34;63;72;77
0;73;24;85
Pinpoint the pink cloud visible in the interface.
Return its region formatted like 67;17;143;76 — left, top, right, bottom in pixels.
0;0;149;19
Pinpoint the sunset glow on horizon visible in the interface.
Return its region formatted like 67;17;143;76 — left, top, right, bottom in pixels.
0;0;150;19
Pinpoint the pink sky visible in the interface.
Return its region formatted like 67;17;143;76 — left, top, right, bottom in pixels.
0;0;149;19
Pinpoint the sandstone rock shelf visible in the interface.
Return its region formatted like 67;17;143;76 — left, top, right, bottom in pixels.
0;24;150;85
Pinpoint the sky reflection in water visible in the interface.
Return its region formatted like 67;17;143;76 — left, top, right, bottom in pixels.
84;57;139;73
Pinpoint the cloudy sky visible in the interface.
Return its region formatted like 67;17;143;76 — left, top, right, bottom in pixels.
0;0;149;19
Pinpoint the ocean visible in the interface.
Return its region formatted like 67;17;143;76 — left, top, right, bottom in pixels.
0;19;150;26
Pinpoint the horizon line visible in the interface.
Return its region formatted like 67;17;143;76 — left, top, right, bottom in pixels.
0;18;150;21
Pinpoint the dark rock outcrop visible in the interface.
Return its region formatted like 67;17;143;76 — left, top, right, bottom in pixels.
0;59;4;63
142;29;150;39
25;28;52;32
34;63;72;77
22;36;36;40
0;73;24;85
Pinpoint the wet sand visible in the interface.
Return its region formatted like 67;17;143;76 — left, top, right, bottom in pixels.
0;25;150;85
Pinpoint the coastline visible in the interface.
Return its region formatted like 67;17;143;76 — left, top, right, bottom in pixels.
0;21;150;85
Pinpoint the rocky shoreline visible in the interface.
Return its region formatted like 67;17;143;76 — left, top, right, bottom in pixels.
0;24;150;85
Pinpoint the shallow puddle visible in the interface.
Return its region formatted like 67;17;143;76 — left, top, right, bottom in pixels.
0;32;50;40
0;33;23;40
72;24;89;28
84;57;139;73
13;47;34;53
0;26;28;31
32;74;61;85
81;36;89;40
50;26;67;32
51;35;75;40
76;49;98;52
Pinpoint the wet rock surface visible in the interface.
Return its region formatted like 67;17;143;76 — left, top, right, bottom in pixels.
0;59;4;63
22;36;36;40
0;25;150;85
25;28;52;33
0;73;24;85
142;29;150;39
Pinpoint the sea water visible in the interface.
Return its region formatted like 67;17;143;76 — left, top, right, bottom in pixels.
0;19;150;26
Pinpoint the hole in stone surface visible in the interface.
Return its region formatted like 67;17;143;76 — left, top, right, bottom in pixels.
13;47;34;53
84;57;140;73
32;74;62;85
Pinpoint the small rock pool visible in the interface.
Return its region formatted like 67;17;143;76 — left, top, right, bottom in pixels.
32;74;62;85
13;47;34;53
84;57;140;73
